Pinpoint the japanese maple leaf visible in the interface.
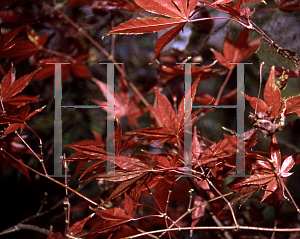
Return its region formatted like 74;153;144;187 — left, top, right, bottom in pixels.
65;120;139;179
246;66;300;136
0;67;40;107
92;76;145;126
134;78;202;144
211;28;261;69
0;104;45;135
103;0;200;61
254;135;295;202
63;130;105;174
245;66;286;137
228;135;295;203
83;193;138;236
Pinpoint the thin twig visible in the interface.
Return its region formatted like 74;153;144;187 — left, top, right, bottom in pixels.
214;67;234;106
0;223;49;236
64;159;70;235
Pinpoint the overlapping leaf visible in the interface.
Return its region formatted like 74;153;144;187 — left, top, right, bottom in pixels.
245;66;283;118
104;0;200;60
228;135;295;203
0;28;47;64
0;67;40;106
82;194;138;236
134;78;201;144
201;0;265;19
65;120;139;181
246;66;300;130
211;28;261;69
0;104;45;135
93;77;146;126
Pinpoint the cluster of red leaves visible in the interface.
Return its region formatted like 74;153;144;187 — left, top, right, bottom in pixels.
0;67;42;179
62;67;299;237
104;0;265;61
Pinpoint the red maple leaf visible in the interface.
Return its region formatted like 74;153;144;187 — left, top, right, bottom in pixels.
245;66;300;136
0;104;45;135
81;193;138;236
134;78;202;145
65;120;139;180
103;0;200;61
93;76;146;126
211;28;261;69
0;67;40;108
228;135;295;204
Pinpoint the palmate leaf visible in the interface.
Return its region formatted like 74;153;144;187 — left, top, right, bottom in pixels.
134;78;201;143
104;17;186;35
228;135;295;203
246;61;300;120
83;194;137;236
103;0;200;61
245;66;284;119
93;77;146;126
154;22;185;61
1;104;45;135
211;28;261;69
0;67;40;106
